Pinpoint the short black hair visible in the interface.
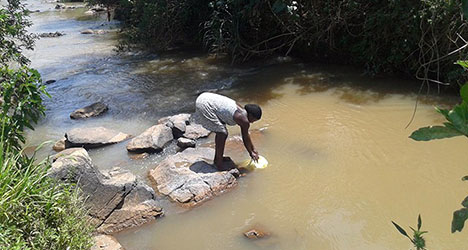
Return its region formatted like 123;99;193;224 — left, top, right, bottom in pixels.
244;104;262;120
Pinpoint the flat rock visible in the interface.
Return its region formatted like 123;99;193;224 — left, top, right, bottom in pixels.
148;147;239;207
65;127;131;149
91;235;124;250
183;123;211;140
70;102;108;119
52;138;66;152
126;124;173;153
49;148;163;234
177;137;196;149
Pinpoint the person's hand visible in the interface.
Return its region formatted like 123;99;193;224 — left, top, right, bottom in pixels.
250;150;259;162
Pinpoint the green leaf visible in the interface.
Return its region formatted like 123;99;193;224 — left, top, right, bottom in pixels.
452;208;468;233
461;84;468;104
418;214;422;230
463;0;468;20
409;126;463;141
392;221;410;238
448;102;468;135
435;107;450;121
461;196;468;208
456;60;468;69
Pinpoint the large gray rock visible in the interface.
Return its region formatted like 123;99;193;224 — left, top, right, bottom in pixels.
92;235;124;250
65;127;131;149
158;113;191;138
148;147;239;207
183;123;211;140
49;148;163;234
70;102;108;119
126;124;173;153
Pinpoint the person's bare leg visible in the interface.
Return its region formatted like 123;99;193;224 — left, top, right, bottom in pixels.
214;132;227;170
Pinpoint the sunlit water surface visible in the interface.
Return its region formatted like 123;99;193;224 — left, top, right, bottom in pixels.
24;2;468;249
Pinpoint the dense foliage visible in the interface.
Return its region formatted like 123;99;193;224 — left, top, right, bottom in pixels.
0;0;94;248
0;143;93;250
96;0;468;86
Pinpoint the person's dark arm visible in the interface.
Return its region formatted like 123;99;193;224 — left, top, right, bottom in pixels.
240;121;259;161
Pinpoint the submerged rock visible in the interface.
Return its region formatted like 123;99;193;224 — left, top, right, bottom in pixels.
126;124;173;153
65;127;131;149
148;147;239;207
49;148;163;234
70;102;109;119
39;32;64;38
128;152;149;160
91;235;124;250
244;228;270;239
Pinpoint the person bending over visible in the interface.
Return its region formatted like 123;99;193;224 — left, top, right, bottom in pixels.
193;92;262;170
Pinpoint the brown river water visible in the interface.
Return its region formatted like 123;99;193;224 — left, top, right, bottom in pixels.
24;2;468;249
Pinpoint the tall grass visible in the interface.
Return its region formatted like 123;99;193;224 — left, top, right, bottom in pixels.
0;141;94;249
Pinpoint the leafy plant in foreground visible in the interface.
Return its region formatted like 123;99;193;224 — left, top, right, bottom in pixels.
392;215;427;250
409;61;468;233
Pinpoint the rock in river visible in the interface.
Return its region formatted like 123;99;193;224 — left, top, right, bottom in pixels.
148;147;239;207
158;113;191;138
52;138;66;152
92;235;124;250
126;124;173;153
65;127;131;149
70;102;109;119
177;137;196;149
49;148;163;234
182;123;211;140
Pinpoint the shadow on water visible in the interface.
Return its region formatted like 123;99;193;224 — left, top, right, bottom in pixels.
221;62;459;107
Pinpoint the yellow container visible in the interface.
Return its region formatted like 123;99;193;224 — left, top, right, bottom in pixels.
241;155;268;170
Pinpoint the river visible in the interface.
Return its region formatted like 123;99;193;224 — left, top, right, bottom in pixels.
25;2;468;249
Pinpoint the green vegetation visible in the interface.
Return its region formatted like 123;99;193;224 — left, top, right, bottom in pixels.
410;60;468;233
0;143;93;249
0;0;94;248
93;0;468;86
392;215;427;250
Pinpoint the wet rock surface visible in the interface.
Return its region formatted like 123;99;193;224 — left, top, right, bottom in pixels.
126;124;173;153
92;235;124;250
244;228;270;239
148;147;239;207
70;102;108;119
52;138;66;152
177;137;196;149
65;127;131;149
49;148;163;234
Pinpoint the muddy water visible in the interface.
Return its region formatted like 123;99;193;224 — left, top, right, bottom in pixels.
25;2;468;250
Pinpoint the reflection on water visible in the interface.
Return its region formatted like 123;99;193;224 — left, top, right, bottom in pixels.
26;2;468;250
